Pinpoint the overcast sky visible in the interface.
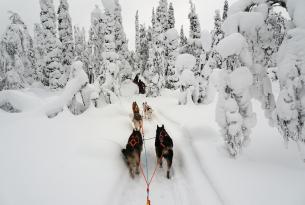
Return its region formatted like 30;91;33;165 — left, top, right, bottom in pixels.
0;0;237;50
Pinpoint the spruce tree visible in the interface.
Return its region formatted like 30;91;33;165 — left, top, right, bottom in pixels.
0;12;35;90
180;25;187;47
187;0;202;76
33;23;45;82
156;0;169;34
168;2;175;29
40;0;57;36
88;5;104;80
188;0;201;39
138;24;149;74
222;0;228;21
40;0;64;89
135;10;140;53
164;29;179;89
58;0;74;82
114;0;129;59
211;10;224;48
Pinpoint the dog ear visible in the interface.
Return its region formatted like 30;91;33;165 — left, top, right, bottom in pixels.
157;125;160;129
162;124;164;128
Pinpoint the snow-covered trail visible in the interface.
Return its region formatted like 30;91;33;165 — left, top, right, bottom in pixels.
1;90;305;205
108;96;223;205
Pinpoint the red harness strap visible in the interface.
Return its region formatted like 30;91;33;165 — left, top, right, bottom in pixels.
129;136;139;147
159;130;168;148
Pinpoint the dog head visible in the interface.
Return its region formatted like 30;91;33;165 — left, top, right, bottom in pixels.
156;124;165;136
132;102;140;113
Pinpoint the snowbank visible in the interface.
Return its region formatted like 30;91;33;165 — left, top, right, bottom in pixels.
0;90;43;112
44;61;89;117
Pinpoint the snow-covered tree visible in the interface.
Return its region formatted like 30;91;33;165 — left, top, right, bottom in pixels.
135;10;140;54
113;0;131;82
57;0;74;81
43;31;65;89
223;1;287;124
146;46;165;97
180;25;187;47
215;33;256;157
39;0;64;89
138;24;149;75
74;26;91;81
274;11;305;156
156;0;169;34
188;0;201;40
88;5;104;80
211;10;224;48
114;0;129;59
187;0;202;76
176;54;199;105
151;8;157;43
222;0;228;21
40;0;57;36
168;2;175;29
33;23;45;82
164;28;179;89
276;31;305;146
0;12;35;90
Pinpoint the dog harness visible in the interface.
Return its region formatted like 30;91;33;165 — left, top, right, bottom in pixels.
159;130;168;148
129;136;139;147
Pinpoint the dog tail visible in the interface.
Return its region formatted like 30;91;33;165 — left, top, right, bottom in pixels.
121;149;127;158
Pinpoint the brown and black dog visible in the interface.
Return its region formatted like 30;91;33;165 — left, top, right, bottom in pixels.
155;125;174;179
132;102;144;133
122;129;143;178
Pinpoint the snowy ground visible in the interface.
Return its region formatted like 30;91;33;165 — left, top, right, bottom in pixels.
0;88;305;205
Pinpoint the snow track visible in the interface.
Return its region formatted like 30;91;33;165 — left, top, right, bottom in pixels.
110;97;222;205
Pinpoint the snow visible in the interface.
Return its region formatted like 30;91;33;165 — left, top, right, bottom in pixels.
0;88;305;205
175;54;196;74
277;28;305;84
44;61;89;117
222;12;265;36
120;79;139;97
228;0;269;16
287;0;305;28
101;0;116;12
216;33;247;58
0;89;43;112
229;66;253;94
163;28;179;42
201;29;212;52
91;5;103;22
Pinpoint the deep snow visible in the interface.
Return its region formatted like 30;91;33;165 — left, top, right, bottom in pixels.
0;88;305;205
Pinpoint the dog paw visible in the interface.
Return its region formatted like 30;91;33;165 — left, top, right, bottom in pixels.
166;171;170;179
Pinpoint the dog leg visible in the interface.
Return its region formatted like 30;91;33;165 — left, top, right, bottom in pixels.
159;157;163;168
135;153;140;175
166;151;173;179
129;167;135;179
